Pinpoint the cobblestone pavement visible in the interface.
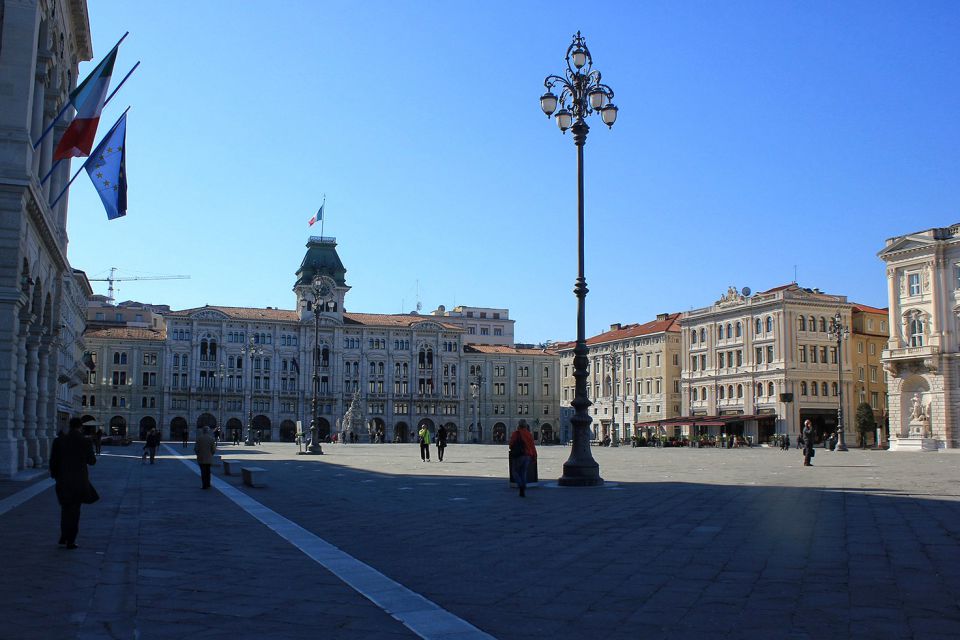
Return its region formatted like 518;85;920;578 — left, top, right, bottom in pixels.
2;442;959;639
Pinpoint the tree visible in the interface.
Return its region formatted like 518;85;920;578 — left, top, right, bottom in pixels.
855;402;877;447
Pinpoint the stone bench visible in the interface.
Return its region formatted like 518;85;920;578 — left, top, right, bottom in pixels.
222;459;242;476
241;466;267;488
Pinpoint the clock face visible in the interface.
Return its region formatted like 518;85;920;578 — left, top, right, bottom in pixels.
314;276;336;300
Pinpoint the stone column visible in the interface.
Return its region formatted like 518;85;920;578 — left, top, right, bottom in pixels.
22;332;41;468
0;299;28;477
30;71;45;177
13;315;32;470
35;336;53;465
886;267;899;349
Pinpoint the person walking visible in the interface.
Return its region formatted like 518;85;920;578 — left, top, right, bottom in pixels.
93;428;103;456
802;420;815;467
436;424;447;462
783;433;790;451
194;426;217;489
181;428;189;449
509;421;537;497
49;417;98;549
142;428;160;464
233;428;241;445
418;425;431;462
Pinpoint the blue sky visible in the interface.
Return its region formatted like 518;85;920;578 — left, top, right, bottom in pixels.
67;1;960;343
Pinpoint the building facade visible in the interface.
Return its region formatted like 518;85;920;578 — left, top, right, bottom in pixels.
879;224;960;450
558;313;683;443
0;0;92;476
678;285;869;443
80;238;561;444
849;304;890;445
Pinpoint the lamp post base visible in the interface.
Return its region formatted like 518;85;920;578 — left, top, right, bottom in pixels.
558;460;604;487
305;443;323;455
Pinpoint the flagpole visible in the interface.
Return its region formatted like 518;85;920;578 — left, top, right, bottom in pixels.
320;194;326;238
32;31;129;150
38;62;140;187
102;60;140;106
49;106;130;210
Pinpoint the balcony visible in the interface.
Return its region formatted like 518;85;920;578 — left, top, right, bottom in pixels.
882;344;940;373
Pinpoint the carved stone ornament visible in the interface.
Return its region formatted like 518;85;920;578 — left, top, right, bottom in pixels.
190;309;230;320
923;266;931;291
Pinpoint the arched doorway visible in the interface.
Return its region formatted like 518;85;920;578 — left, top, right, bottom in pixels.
197;413;217;429
493;422;507;443
540;423;554;444
253;415;271;441
316;417;331;441
109;415;127;437
139;416;157;440
280;419;297;442
226;417;243;441
370;417;386;443
170;417;188;441
443;421;458;443
394;421;409;443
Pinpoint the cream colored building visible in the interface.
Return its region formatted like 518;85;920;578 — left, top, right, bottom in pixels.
0;0;92;476
429;305;515;346
558;313;683;443
879;223;960;450
80;237;560;444
679;285;861;443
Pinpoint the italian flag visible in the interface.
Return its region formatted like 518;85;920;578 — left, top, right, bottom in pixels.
54;47;118;161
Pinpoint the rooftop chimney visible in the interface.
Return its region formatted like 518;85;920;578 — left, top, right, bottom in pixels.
610;323;621;331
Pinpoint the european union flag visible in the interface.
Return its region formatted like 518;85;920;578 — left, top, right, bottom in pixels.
84;112;128;220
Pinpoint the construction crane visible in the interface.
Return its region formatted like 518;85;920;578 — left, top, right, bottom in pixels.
88;267;190;304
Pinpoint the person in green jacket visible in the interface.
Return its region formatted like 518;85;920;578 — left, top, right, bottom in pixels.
418;425;431;462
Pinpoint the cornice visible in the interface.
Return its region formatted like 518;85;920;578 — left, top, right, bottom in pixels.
25;182;68;272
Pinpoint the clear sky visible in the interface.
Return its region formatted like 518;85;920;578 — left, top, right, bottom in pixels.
67;1;960;344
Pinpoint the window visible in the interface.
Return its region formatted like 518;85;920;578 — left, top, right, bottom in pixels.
756;347;763;364
757;383;763;396
719;386;725;399
822;382;828;396
871;391;879;409
869;343;876;356
691;329;697;345
857;341;864;354
800;382;808;396
798;346;806;363
870;366;878;383
766;346;774;363
768;382;774;397
858;366;864;381
820;346;827;363
699;328;706;343
735;322;742;337
811;347;818;364
819;317;827;333
736;384;743;398
692;388;699;401
766;316;773;333
756;318;762;334
811;382;818;396
908;272;921;296
909;317;924;347
799;316;806;331
809;316;816;332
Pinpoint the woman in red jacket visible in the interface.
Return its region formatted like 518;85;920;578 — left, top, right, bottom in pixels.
508;421;537;497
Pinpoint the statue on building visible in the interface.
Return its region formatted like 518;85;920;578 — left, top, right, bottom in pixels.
910;393;927;423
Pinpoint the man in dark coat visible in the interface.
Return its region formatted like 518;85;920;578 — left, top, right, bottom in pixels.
49;417;97;549
802;420;815;467
194;426;217;489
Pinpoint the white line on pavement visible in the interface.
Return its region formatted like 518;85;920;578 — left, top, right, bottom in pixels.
0;478;54;517
164;445;494;640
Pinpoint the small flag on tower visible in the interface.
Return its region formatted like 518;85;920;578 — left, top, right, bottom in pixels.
308;204;323;227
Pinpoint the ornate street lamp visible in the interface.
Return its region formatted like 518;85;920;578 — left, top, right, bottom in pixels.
304;275;335;454
827;311;850;452
471;372;485;443
602;352;621;447
541;31;617;486
240;337;264;446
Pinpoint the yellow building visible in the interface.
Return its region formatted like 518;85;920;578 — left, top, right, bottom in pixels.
850;304;890;446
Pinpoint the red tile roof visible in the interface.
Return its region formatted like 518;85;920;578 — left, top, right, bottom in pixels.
464;344;557;355
851;303;888;315
84;327;167;341
586;313;682;346
165;306;462;330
